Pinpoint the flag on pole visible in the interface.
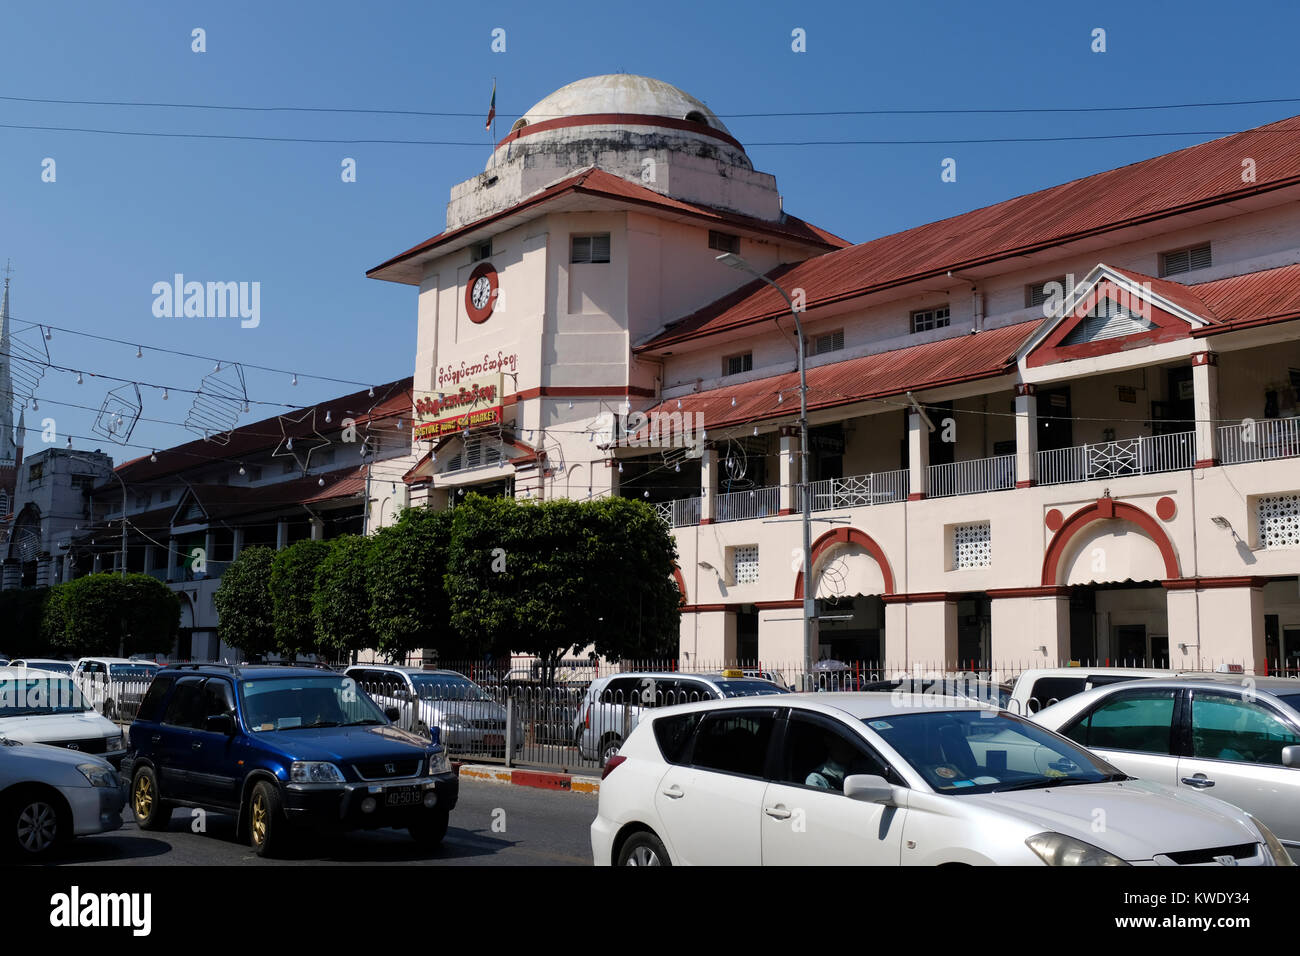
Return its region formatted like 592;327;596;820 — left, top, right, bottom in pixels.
485;80;496;131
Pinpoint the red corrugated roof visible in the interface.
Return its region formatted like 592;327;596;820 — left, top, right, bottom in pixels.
112;378;412;485
637;320;1039;432
1105;266;1222;323
1192;262;1300;332
367;168;849;282
640;115;1300;351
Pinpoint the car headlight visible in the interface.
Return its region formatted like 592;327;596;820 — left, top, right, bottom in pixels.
289;761;346;784
105;735;123;751
77;763;118;789
428;750;451;775
443;714;470;729
1025;832;1130;866
1246;813;1295;866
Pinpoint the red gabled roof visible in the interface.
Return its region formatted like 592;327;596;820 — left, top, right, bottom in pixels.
635;320;1039;433
639;115;1300;351
1105;266;1223;323
111;378;412;485
367;168;849;282
1192;261;1300;334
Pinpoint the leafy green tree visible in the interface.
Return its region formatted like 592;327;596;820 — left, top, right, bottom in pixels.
0;587;53;658
269;539;331;659
366;507;455;661
41;574;180;657
312;535;375;662
213;545;277;661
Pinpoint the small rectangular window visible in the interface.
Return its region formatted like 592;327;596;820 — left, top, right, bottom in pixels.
724;352;753;376
707;230;740;254
470;239;492;262
910;305;951;334
571;234;611;264
1027;277;1067;309
812;329;844;355
1160;243;1211;277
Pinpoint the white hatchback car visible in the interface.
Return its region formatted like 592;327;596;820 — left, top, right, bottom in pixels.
591;693;1293;866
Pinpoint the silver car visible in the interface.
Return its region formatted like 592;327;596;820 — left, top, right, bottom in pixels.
1032;676;1300;848
344;665;521;758
0;736;124;858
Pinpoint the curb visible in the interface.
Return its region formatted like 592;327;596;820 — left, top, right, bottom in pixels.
454;762;600;795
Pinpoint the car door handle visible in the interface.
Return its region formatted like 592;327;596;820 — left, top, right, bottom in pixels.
661;785;684;799
764;806;793;820
1181;774;1215;789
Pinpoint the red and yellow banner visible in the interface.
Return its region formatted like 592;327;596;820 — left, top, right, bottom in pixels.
414;374;503;440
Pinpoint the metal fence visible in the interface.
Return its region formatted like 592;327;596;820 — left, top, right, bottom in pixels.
1219;416;1300;465
78;677;153;724
806;469;909;511
927;454;1016;498
1037;430;1196;485
714;485;781;523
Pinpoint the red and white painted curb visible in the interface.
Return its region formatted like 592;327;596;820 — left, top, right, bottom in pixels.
453;762;600;795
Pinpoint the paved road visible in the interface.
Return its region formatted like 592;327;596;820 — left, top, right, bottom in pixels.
46;779;597;866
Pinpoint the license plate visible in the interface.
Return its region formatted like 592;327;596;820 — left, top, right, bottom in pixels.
485;734;504;747
384;786;421;807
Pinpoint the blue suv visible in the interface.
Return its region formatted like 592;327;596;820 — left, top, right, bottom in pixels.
124;664;458;857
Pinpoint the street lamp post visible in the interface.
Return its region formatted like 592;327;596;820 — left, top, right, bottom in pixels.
716;253;815;675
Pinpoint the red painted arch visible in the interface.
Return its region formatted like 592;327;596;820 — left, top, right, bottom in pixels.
671;565;687;607
793;527;895;599
1040;498;1180;586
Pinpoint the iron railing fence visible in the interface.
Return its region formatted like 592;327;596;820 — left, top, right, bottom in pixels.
1037;430;1196;486
1219;416;1300;465
714;485;781;523
77;677;154;724
927;454;1016;499
805;469;909;512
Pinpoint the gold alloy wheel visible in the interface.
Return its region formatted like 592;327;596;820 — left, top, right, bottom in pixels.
134;776;154;819
250;791;267;846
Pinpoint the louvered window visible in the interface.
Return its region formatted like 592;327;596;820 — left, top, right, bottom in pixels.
708;230;740;254
571;234;611;264
443;435;503;473
1160;243;1211;277
1027;277;1067;309
1061;297;1154;345
813;329;844;355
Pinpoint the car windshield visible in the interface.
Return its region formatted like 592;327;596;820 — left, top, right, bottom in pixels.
241;676;389;731
865;710;1121;795
108;664;158;680
19;662;73;675
410;674;494;702
713;679;790;698
0;676;93;716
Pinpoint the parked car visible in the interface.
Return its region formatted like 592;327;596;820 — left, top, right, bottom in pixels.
574;672;789;764
0;736;124;859
1006;667;1175;714
591;693;1293;866
860;676;1013;709
125;664;458;857
344;665;522;757
7;659;74;676
0;668;127;767
74;658;160;721
1031;676;1300;848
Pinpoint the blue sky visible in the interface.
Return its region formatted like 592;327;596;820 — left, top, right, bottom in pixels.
3;0;1298;460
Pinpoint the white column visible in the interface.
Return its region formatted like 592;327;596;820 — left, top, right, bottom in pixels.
275;519;288;550
167;538;178;581
1014;384;1038;487
778;426;799;512
1192;351;1220;467
908;410;930;499
232;527;244;560
700;447;717;523
309;517;325;541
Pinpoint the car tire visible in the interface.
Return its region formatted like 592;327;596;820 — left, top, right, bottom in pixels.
248;781;288;858
408;808;450;849
131;766;173;831
617;831;671;867
5;791;66;860
600;734;623;764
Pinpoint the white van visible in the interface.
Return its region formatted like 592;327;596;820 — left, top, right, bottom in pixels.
1007;667;1175;715
0;668;127;767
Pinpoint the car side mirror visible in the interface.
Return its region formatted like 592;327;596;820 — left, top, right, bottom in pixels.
1282;745;1300;769
384;706;401;722
843;774;898;805
205;714;235;735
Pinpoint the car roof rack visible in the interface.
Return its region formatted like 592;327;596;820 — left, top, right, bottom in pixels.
162;662;242;677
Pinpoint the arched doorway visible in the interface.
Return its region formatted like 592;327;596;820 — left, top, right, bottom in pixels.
797;528;895;665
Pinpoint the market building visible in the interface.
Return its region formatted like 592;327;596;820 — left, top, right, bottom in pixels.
371;73;1300;675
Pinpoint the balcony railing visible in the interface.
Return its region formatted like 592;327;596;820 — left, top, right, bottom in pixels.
805;469;909;511
927;454;1016;499
1219;416;1300;465
715;485;780;523
1037;430;1195;486
652;496;701;528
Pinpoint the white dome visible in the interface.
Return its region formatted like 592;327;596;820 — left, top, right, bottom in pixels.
514;74;734;137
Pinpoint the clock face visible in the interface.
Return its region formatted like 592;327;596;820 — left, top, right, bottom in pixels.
465;262;498;323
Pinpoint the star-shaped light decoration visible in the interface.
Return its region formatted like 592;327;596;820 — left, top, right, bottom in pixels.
271;408;332;475
91;383;143;445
